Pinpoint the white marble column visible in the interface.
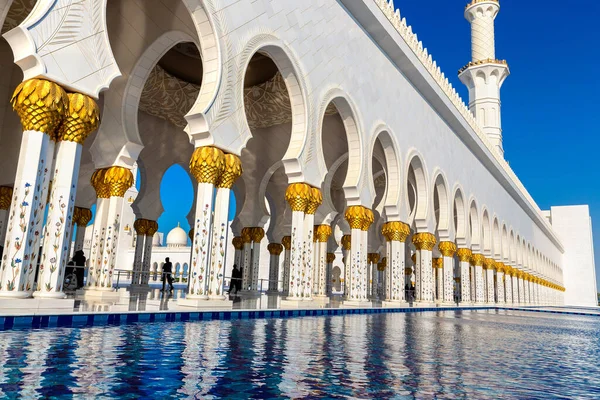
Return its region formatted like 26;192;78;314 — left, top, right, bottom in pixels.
523;275;530;305
382;221;409;304
208;155;241;299
249;227;264;291
141;221;157;285
281;236;291;296
186;147;224;300
457;248;472;303
471;254;485;304
73;208;91;254
504;267;513;303
433;258;443;302
512;273;520;304
314;225;331;298
283;183;310;302
131;219;148;285
341;234;351;297
0;79;68;297
85;167;134;292
343;206;373;305
0;186;13;246
326;253;335;294
483;258;495;304
368;253;380;300
35;94;98;298
232;236;243;269
241;229;252;291
496;266;505;304
267;243;283;293
302;188;321;299
438;242;457;303
412;233;436;304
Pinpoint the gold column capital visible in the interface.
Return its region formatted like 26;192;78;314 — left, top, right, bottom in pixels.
216;153;243;189
314;224;332;242
456;248;472;262
285;183;312;212
483;257;496;270
377;258;386;271
470;253;485;266
267;243;283;255
189;229;194;241
438;241;457;257
341;234;352;250
133;219;149;235
411;253;416;264
281;236;292;250
433;257;443;269
367;253;380;264
90;169;109;198
190;146;225;185
381;221;410;242
216;154;244;189
250;227;265;243
495;262;505;273
77;207;92;226
305;187;322;215
345;205;365;230
326;253;335;263
104;166;134;198
72;207;81;226
361;208;374;231
232;236;244;250
241;227;253;244
57;92;100;144
412;232;436;251
11;78;69;136
145;220;158;236
0;186;13;210
405;267;412;275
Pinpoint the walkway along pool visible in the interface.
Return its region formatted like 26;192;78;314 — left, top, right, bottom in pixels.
0;309;599;398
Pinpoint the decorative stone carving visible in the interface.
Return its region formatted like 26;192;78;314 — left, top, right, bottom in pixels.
4;0;121;98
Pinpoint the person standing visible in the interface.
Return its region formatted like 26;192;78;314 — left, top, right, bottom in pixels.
73;250;86;289
162;257;174;292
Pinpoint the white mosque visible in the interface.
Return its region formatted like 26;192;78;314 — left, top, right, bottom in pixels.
0;0;596;309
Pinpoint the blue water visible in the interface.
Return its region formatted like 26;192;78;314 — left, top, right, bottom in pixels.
0;310;598;399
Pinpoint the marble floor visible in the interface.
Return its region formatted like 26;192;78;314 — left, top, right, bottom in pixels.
0;283;595;317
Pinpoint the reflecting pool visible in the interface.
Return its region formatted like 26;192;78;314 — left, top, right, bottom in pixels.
0;310;599;399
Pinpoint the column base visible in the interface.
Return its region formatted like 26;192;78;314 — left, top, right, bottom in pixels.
80;289;121;301
0;291;32;299
239;290;261;297
381;301;409;308
32;291;67;299
178;298;233;309
0;298;75;310
414;301;438;308
280;298;313;308
341;300;373;308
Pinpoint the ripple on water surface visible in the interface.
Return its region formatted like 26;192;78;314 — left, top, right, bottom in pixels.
0;310;599;399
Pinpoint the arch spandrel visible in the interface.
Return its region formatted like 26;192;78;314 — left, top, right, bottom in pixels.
431;170;452;241
405;150;431;232
314;88;364;202
3;0;120;98
368;124;403;221
452;185;468;247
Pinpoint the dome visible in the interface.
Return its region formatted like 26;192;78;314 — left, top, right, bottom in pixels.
166;223;188;247
152;232;161;247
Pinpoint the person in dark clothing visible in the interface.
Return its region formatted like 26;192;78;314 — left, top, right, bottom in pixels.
231;264;242;294
162;257;174;292
72;250;86;288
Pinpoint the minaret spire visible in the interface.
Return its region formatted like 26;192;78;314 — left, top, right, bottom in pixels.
459;0;509;157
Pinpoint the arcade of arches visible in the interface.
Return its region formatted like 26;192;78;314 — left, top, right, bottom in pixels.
0;0;569;309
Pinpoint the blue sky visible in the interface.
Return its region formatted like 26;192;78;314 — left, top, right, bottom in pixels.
155;1;599;291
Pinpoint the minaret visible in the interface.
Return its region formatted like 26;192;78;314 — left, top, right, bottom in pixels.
459;0;509;156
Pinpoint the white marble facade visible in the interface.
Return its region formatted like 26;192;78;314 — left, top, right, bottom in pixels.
0;0;595;307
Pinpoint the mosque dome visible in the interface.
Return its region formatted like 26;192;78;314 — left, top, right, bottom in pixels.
166;223;187;247
152;232;161;247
